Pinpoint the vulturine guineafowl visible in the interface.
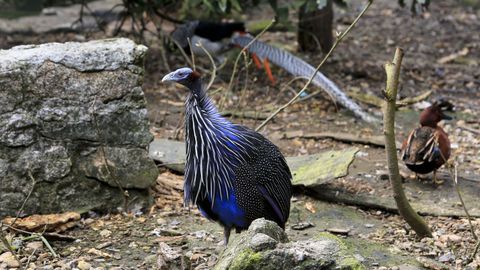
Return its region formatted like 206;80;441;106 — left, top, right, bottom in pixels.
162;67;292;244
401;100;453;184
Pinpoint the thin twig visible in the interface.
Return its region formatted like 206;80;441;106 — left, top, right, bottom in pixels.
195;42;217;91
25;247;38;267
169;38;194;68
40;235;58;258
442;155;477;240
458;125;480;135
187;37;196;71
2;224;59;258
231;51;252;122
0;224;21;267
470;240;480;262
11;167;36;228
255;0;374;131
452;165;477;239
219;18;276;110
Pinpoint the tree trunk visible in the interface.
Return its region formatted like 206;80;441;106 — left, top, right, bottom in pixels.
298;0;333;53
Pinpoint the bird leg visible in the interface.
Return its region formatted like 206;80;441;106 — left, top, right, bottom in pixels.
433;170;444;184
223;227;232;245
263;58;276;85
251;53;263;69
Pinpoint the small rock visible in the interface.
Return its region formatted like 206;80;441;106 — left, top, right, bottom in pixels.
192;230;209;239
0;252;20;268
326;227;350;235
291;222;314;230
100;229;112;238
144;254;157;265
77;260;92;270
26;241;43;251
249;233;277;251
438;252;455;263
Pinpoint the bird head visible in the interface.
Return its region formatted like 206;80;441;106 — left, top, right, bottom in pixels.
162;67;201;90
419;100;453;127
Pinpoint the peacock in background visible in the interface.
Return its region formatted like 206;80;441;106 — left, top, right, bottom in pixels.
162;67;292;244
168;20;377;123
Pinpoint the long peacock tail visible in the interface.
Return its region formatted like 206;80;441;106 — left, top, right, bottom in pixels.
231;34;378;123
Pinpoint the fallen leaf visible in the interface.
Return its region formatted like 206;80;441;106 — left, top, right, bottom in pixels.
2;212;80;233
304;201;316;213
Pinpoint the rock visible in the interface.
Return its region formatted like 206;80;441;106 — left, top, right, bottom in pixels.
25;241;43;251
289;148;359;186
214;218;364;270
0;38;158;218
0;252;20;268
249;233;278;251
157;242;191;270
438;252;455;263
77;260;92;270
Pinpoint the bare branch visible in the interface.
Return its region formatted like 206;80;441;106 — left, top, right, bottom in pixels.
383;47;432;238
195;42;217;91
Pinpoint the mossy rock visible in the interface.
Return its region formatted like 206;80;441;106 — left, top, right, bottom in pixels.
215;219;364;270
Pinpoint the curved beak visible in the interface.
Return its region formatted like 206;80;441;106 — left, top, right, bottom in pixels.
161;72;176;83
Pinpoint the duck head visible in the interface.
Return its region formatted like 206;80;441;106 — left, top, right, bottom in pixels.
419;100;453;127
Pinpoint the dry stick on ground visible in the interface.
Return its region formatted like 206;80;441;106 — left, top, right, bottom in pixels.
3;224;58;258
471;240;480;262
458;125;480;135
0;225;21;267
0;169;48;267
255;0;374;132
441;155;478;241
450;164;477;240
10;167;36;228
383;47;432;238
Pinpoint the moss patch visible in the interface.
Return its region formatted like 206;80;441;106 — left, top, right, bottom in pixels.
289;148;359;186
229;248;263;270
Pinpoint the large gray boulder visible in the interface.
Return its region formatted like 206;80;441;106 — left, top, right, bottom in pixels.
214;218;365;270
0;38;158;218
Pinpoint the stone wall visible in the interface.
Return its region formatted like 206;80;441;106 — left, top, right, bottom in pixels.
0;38;158;218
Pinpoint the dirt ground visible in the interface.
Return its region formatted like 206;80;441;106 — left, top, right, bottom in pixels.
1;0;479;269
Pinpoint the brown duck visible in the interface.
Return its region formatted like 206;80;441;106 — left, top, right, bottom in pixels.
401;101;452;183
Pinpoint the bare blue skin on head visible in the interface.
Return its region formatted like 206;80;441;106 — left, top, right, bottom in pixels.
161;67;194;84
